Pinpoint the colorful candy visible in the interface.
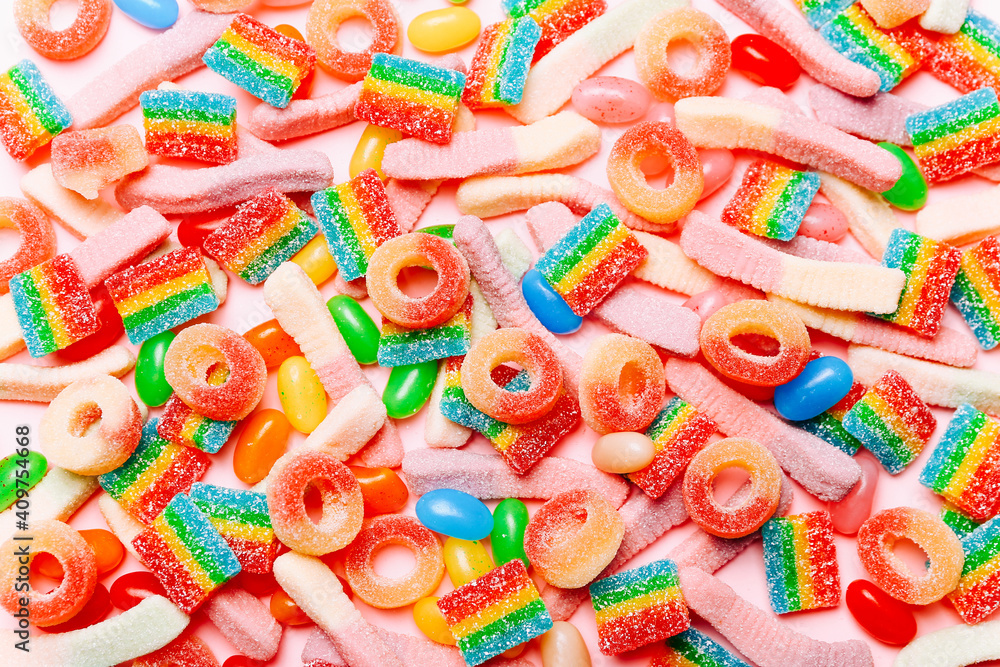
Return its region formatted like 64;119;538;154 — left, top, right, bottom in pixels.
382;360;437;418
579;334;664;434
653;627;749;666
490;498;530;568
951;234;1000;349
878;142;928;211
845;579;916;646
635;8;730;101
0;59;72;161
377;292;472;367
521;268;584;334
730;33;801;89
626;397;716;499
327;295;380;364
463;17;541;109
415;488;493;541
0;450;46;512
139;89;238;164
503;0;605;60
793;0;855;28
926;9;1000;94
946;514;1000;623
243;319;302;370
305;0;402;82
796;380;867;456
907;87;1000;183
156;394;236;454
721;160;820;241
277;356;327;434
13;0;111;60
761;510;840;614
135;331;175;407
941;501;983;539
233;409;290;485
571;75;651;124
50;126;148;200
350;466;408;516
591;431;656;474
190;482;277;575
408;6;481;53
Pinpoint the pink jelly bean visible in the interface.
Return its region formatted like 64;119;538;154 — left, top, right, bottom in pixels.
827;450;880;536
571;76;652;124
682;289;729;323
798;202;850;243
698;149;735;200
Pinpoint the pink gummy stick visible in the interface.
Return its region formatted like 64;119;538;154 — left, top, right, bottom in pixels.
590;285;701;356
762;235;878;265
809;84;924;147
204;587;282;662
247;83;362;142
68;206;171;287
382;130;520;180
385;180;439;233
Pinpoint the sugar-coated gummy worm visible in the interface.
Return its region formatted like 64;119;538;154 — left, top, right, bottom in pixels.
204;587;282;662
919;0;971;33
0;345;135;402
0;468;97;544
894;618;1000;667
590;284;701;357
20;164;123;241
809;84;924;147
816;174;897;259
916;185;1000;246
300;385;387;462
97;493;143;561
247;82;362;141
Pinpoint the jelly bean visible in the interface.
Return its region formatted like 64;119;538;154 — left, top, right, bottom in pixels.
270;587;312;625
828;450;880;536
591;432;657;474
233;409;292;484
878;143;928;212
682;289;728;323
845;579;916;646
443;537;494;588
413;596;457;645
326;295;380;365
571;76;652;124
78;529;124;577
350;124;403;180
698;148;735;200
798;202;849;243
243;319;302;370
349;465;409;516
521;269;583;335
383;360;437;419
56;287;125;363
0;450;46;512
415;488;493;540
290;236;337;286
418;224;455;241
177;212;227;251
113;0;179;30
503;643;527;659
237;570;280;597
277;356;327;434
135;330;175;407
540;621;592;667
774;356;854;421
109;570;168;612
730;33;801;90
224;656;266;667
490;498;529;568
407;7;481;53
41;583;111;634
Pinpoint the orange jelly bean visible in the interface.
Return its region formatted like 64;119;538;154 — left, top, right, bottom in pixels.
233;409;292;484
243;319;302;369
270;587;313;625
34;529;124;579
349;465;409;516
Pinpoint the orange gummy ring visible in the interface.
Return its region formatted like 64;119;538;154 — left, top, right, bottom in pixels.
306;0;403;82
13;0;112;60
635;8;732;101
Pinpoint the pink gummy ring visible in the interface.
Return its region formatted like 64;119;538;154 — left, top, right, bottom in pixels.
306;0;403;82
635;7;732;101
13;0;112;60
345;514;445;609
579;333;665;435
0;197;56;295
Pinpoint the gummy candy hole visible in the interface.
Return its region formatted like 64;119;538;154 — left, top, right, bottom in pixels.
48;0;80;31
666;37;701;77
643;156;675;190
206;361;229;386
70;402;103;438
337;16;375;53
398;266;438;298
890;537;929;578
711;465;751;505
730;333;781;357
371;544;417;579
303;482;330;525
618;361;647;407
29;556;60;594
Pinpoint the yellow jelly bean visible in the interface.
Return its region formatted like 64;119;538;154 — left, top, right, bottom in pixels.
413;597;456;646
277;356;327;434
407;7;481;54
443;537;494;588
291;236;337;285
350;124;403;180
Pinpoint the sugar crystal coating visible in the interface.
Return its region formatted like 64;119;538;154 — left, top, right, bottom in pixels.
652;627;750;666
189;482;277;574
793;0;855;28
0;59;72;161
140;88;238;165
948;514;1000;623
377;292;472;367
463;17;541;109
951;234;1000;349
156;394;236;455
721;160;820;241
762;510;841;614
132;635;219;667
51;126;148;200
926;9;1000;94
906;87;1000;183
941;501;984;539
795;381;867;455
579;333;664;434
503;0;607;60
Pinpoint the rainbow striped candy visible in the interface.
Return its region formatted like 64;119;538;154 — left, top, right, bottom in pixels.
105;247;220;345
920;404;1000;522
842;370;937;474
437;559;552;666
906;87;1000;183
948;515;1000;624
140;89;237;164
0;59;71;161
535;203;647;317
793;0;854;28
951;234;1000;350
942;502;983;540
203;189;318;285
189;482;276;575
795;381;866;455
927;10;1000;95
203;13;316;109
503;0;606;60
871;228;962;337
761;511;841;614
652;628;750;667
720;160;820;241
464;17;541;109
355;53;466;145
378;293;472;367
312;168;401;282
131;492;241;614
626;397;716;499
157;394;237;454
9;254;99;358
99;419;210;525
590;559;690;656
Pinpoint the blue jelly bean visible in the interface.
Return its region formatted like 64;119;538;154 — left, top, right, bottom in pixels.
114;0;179;30
774;356;854;421
415;488;494;540
521;269;582;335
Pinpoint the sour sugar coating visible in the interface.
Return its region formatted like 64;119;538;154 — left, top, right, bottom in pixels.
248;82;362;141
635;8;730;101
9;254;98;357
132;635;220;667
721;160;819;241
793;0;855;28
761;510;840;614
0;59;72;161
13;0;110;60
951;235;1000;350
579;334;664;434
503;0;606;60
139;89;237;165
590;284;701;357
0;198;54;295
50;126;148;200
895;618;1000;667
204;587;281;662
794;380;866;455
190;482;276;574
860;0;930;28
926;9;1000;93
947;515;1000;623
464;17;541;109
906;87;1000;183
941;501;982;539
378;292;472;367
809;85;923;146
306;0;402;82
920;0;970;34
652;627;750;667
19;164;122;242
0;346;136;403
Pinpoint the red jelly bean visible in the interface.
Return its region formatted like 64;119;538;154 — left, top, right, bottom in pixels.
237;570;280;597
730;34;801;90
55;286;124;363
34;529;124;579
223;657;265;667
109;570;168;611
177;211;230;250
40;583;111;634
270;587;313;625
233;409;292;485
243;319;302;369
846;579;916;646
349;465;409;516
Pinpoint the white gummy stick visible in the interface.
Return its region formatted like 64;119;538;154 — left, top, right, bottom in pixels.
633;231;764;301
895;618;1000;666
919;0;970;34
0;346;136;402
0;467;97;544
248;82;362;141
817;173;898;259
98;493;144;560
916;184;1000;246
21;164;123;240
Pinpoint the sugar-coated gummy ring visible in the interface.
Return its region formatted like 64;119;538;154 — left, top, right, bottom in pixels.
856;507;964;606
306;0;403;82
13;0;112;60
682;437;782;538
267;449;364;555
366;233;471;329
607;121;704;226
460;327;563;424
579;334;665;435
0;520;97;626
0;197;55;295
699;299;811;387
163;324;267;422
635;7;731;101
39;375;142;476
345;514;445;609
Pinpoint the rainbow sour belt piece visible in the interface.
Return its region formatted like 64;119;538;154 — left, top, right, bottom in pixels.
503;0;606;60
793;0;855;28
189;482;277;575
948;515;1000;624
464;17;542;109
653;627;751;667
761;511;841;614
377;294;472;367
951;234;1000;350
927;9;1000;95
906;87;1000;183
157;394;237;455
721;160;820;241
0;59;72;161
139;88;238;164
941;502;984;540
795;381;866;455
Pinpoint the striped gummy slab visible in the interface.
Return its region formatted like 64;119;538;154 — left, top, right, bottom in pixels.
590;559;690;656
463;17;541;109
842;370;936;474
906;87;1000;183
942;502;984;539
139;88;237;164
720;160;820;241
203;189;318;285
9;254;99;358
927;10;1000;95
131;492;241;614
793;0;854;28
0;59;72;161
870;228;961;337
948;515;1000;624
312;168;401;282
535;203;647;316
156;394;237;454
105;247;220;345
437;559;552;666
761;511;840;614
377;292;472;367
626;397;716;500
920;403;1000;521
652;628;750;667
203;13;315;109
189;482;276;575
502;0;606;60
794;381;866;455
951;234;1000;350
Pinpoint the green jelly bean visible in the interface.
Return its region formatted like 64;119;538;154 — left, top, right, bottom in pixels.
418;224;455;241
327;295;381;365
0;450;47;512
878;142;928;211
136;330;175;407
382;360;438;419
491;498;530;568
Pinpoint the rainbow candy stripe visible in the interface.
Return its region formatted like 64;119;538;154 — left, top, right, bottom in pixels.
951;234;1000;350
378;293;472;367
105;248;219;345
0;59;71;161
203;13;315;109
9;254;99;358
312;168;401;282
942;502;983;539
920;404;1000;522
906;87;1000;183
464;17;541;109
503;0;606;59
132;492;241;614
157;394;237;455
190;482;277;575
590;559;690;656
535;203;648;316
842;370;937;474
355;53;466;145
626;397;716;500
761;511;841;614
203;189;318;285
140;89;237;164
653;628;750;667
793;0;854;28
871;228;962;337
720;160;820;241
796;381;866;455
437;559;552;666
928;10;1000;95
948;515;1000;624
